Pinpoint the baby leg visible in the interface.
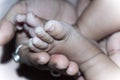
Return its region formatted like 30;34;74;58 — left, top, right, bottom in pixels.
77;0;120;41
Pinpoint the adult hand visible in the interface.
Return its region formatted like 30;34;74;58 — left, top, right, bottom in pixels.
0;0;25;45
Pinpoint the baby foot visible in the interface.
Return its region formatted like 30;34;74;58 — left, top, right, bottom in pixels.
30;20;77;59
15;13;80;75
30;20;99;64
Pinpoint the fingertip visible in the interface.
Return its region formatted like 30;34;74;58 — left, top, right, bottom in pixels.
30;52;50;65
66;61;79;76
49;54;69;70
37;52;50;65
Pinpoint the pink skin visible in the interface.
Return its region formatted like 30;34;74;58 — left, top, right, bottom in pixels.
66;61;79;76
20;18;85;75
0;1;26;45
107;32;120;67
28;20;97;65
0;0;80;78
4;0;120;79
77;0;90;17
15;13;80;77
17;33;80;76
27;20;120;80
21;14;120;79
0;0;77;45
49;54;69;70
0;20;15;45
0;0;91;79
13;26;118;80
16;32;60;71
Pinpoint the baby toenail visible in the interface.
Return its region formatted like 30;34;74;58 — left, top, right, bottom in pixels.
45;25;55;32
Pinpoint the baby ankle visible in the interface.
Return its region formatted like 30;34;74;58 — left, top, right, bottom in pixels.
79;52;103;72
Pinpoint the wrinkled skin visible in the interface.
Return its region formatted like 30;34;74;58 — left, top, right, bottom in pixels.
16;18;120;80
0;0;77;45
1;0;120;79
14;0;91;79
0;0;82;79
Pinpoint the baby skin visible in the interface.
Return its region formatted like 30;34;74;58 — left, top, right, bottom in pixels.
16;13;120;80
0;0;77;45
0;0;80;77
13;0;120;79
15;13;80;76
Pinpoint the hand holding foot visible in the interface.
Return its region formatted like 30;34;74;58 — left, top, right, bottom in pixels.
15;13;80;77
27;19;120;80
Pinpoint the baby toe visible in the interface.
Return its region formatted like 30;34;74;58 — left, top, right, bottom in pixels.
26;12;43;27
44;20;68;40
28;38;41;52
35;27;54;43
32;37;49;49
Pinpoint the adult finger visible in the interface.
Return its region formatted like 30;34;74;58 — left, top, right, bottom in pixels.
49;54;80;76
0;0;27;45
66;61;79;76
0;20;15;45
19;45;50;67
49;54;69;70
